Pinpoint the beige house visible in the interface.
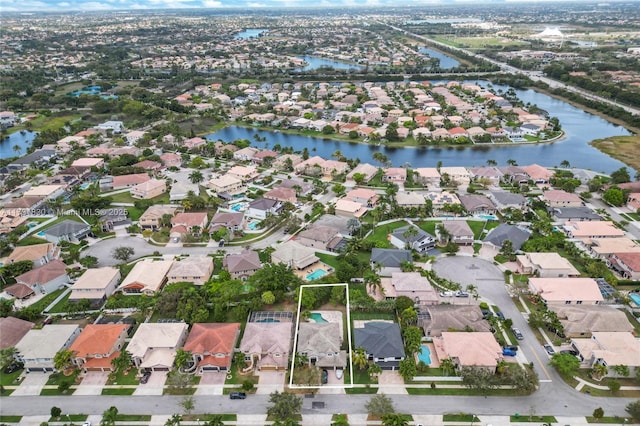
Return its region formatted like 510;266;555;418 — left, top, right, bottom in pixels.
571;332;640;377
346;188;379;208
379;272;438;305
208;174;244;195
130;179;166;200
297;225;340;250
166;257;214;285
414;168;441;188
334;198;367;218
128;323;189;371
4;243;59;267
589;238;640;259
69;267;121;305
549;305;634;338
543;190;583;208
563;221;625;240
119;259;173;295
516;252;580;278
395;192;426;208
15;325;81;372
439;167;470;185
528;277;604;305
433;332;502;372
223;250;262;281
23;185;65;200
420;305;490;337
227;165;260;182
346;163;378;184
240;322;292;371
139;205;177;230
264;187;297;204
271;241;319;270
382;168;407;183
297;322;346;370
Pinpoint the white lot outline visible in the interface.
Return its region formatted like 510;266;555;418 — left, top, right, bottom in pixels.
289;283;353;389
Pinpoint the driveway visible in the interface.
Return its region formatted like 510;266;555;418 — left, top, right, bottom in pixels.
318;368;345;395
133;371;167;396
376;370;407;395
11;372;49;396
194;372;226;396
432;255;559;384
256;370;285;395
74;371;109;396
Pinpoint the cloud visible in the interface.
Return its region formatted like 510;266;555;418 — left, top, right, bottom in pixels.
202;0;222;6
76;1;115;9
57;1;70;6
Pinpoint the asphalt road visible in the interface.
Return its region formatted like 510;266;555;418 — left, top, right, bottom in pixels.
2;391;635;417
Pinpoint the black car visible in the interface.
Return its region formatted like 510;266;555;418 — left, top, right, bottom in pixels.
560;349;578;356
496;312;505;320
3;362;23;374
140;371;151;384
321;369;328;385
230;392;246;400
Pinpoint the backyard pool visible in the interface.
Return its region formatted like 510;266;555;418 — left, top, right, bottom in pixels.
310;312;328;323
477;214;498;221
79;182;92;190
630;292;640;307
306;269;327;281
27;222;38;228
417;345;432;365
248;220;261;230
230;203;246;212
37;231;46;237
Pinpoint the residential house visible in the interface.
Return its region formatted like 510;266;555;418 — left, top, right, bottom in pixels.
516;252;581;278
458;194;497;215
7;149;56;172
71;158;104;169
433;332;502;372
354;322;405;370
274;154;303;171
0;317;34;349
382;168;407;183
563;221;625;240
543;190;583;208
414;168;441;188
395;192;426;209
334;199;367;218
439;167;470;185
548;305;634;338
15;259;69;295
498;166;529;185
246;198;282;220
438;221;474;245
389;225;435;253
208;175;244;196
133;159;162;172
571;332;640;377
118;259;173;295
166;257;214;285
227;165;260;183
589;238;640;259
104;173;150;191
528;277;604;305
346;188;379;208
23;185;65;200
183;323;240;374
420;305;491;337
521;164;553;184
160;153;182;168
297;322;346;370
627;193;640;211
70;324;130;372
170;181;200;202
130;179;166;200
370;248;412;269
426;192;461;216
183;137;207;151
171;212;208;235
0;209;29;235
346;163;378;185
469;167;503;187
488;191;527;212
271;241;319;270
40;220;91;244
240;321;292;371
278;179;314;197
69;267;121;305
549;207;601;222
297;226;340;250
264;187;297;204
4;243;59;266
3;196;46;217
15;325;81;372
379;272;438;305
483;224;530;251
128;323;189;371
608;252;640;280
139;205;177;230
209;211;245;234
223;250;262;281
233;147;260;162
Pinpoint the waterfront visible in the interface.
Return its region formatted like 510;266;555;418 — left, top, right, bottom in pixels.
419;47;460;70
0;130;36;159
234;29;267;39
206;82;632;174
295;55;363;71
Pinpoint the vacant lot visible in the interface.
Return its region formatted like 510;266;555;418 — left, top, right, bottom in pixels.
591;135;640;172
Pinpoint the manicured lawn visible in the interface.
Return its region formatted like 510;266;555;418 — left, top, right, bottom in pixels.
17;236;48;246
125;206;145;221
102;388;136;395
350;312;395;321
0;416;22;423
107;191;170;205
0;369;23;386
47;292;72;313
510;416;557;423
40;388;76;396
46;370;79;386
115;414;152;421
467;220;487;239
443;414;480;422
49;414;88;422
415;220;441;235
31;288;66;314
407;388;517;396
409;367;446;377
182;414;237;421
365;221;408;247
586;416;633;424
316;252;340;269
345;386;378;394
107;368;140;386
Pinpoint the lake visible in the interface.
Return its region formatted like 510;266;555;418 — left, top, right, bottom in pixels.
419;47;460;70
0;131;36;160
206;81;632;174
234;29;267;39
295;56;363;72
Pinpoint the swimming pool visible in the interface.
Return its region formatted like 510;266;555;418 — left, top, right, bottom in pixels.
630;293;640;306
27;222;38;228
79;183;92;190
477;214;498;221
310;312;328;323
306;269;327;281
37;231;46;237
257;318;280;323
248;220;260;230
417;345;432;365
230;203;244;211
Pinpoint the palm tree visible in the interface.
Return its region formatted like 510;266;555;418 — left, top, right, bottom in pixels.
53;349;74;372
206;415;226;426
364;270;382;296
440;357;455;376
560;160;570;168
486;159;497;166
381;413;409;426
352;347;368;370
110;350;132;373
174;349;192;371
591;364;607;381
436;223;451;245
189;170;203;184
507;159;518;166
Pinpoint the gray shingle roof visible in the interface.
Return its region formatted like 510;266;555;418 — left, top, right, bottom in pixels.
483;223;530;251
44;220;90;237
370;249;412;268
354;322;405;359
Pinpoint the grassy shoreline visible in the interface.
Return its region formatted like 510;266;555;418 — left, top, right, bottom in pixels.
590;135;640;171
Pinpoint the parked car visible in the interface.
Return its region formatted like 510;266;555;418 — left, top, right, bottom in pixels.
321;369;328;385
82;422;91;426
335;369;343;379
455;291;469;297
512;327;524;340
140;371;151;384
544;344;555;355
440;291;455;297
504;345;518;352
230;392;246;400
560;349;578;357
3;362;23;374
502;348;517;356
496;312;505;320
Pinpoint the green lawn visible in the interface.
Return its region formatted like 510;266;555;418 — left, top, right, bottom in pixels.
107;191;170;204
32;288;67;314
443;414;481;422
415;220;441;236
49;414;88;422
365;221;408;247
115;415;152;421
40;388;75;396
0;416;22;423
125;206;145;221
316;252;340;269
16;236;48;246
407;388;517;396
586;416;633;424
350;312;396;321
101;388;136;396
510;416;557;423
0;369;23;386
47;291;72;313
106;369;140;386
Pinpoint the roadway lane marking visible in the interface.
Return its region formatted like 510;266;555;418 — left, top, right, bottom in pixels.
529;344;552;381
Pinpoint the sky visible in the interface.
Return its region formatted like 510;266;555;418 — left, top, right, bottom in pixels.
0;0;585;13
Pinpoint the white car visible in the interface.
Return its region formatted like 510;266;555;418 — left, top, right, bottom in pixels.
440;291;455;297
335;369;343;379
82;422;91;426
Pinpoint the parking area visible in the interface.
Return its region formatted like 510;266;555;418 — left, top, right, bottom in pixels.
194;372;226;395
11;372;49;396
318;368;345;394
133;370;167;396
376;370;407;395
256;370;285;394
74;371;109;395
